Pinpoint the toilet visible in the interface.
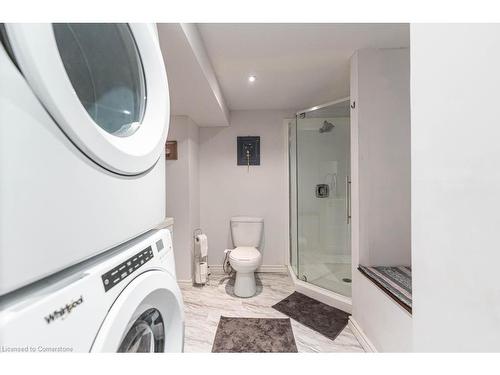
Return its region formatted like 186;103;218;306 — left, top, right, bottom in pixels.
229;216;263;297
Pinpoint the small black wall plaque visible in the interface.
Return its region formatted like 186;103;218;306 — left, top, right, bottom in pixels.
237;136;260;166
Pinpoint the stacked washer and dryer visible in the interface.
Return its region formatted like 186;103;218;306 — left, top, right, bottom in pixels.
0;23;184;352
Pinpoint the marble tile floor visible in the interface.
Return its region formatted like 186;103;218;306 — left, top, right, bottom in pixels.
179;270;365;353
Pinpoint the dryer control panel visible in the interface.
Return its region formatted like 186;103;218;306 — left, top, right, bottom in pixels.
101;246;154;292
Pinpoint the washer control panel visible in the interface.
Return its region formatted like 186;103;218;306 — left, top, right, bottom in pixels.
101;246;154;292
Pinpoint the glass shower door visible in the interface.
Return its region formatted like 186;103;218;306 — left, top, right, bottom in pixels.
291;99;351;297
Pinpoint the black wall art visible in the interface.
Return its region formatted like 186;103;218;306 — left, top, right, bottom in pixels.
237;136;260;166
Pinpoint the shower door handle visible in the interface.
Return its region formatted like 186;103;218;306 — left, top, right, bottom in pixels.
346;176;351;224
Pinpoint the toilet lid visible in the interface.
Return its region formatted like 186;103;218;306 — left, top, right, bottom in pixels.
230;247;261;261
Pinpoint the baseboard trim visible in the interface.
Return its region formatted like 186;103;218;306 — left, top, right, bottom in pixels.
208;264;287;273
348;317;377;353
176;279;193;286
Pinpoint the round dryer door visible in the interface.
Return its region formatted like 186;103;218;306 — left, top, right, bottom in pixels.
91;270;184;353
5;23;169;175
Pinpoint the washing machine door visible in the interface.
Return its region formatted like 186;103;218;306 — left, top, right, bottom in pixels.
5;23;169;175
91;270;184;352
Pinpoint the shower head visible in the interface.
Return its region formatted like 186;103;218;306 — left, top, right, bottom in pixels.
319;120;334;133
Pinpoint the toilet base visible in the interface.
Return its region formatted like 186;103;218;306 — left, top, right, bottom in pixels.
234;271;256;297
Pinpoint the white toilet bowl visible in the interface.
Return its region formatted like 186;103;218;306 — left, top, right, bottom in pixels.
229;216;264;298
229;247;262;297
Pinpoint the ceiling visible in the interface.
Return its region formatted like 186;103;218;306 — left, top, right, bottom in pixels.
197;23;409;111
157;23;230;126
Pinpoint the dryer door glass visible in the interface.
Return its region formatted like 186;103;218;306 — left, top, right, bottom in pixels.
53;23;146;137
118;308;165;353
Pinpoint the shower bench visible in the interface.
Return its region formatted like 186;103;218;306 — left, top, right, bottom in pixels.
357;265;412;314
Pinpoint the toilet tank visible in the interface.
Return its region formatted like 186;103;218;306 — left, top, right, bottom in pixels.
230;216;264;248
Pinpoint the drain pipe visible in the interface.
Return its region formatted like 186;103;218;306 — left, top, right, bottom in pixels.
223;249;233;274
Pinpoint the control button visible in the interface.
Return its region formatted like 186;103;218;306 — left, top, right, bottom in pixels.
104;279;109;285
129;268;133;273
121;272;127;278
127;261;131;266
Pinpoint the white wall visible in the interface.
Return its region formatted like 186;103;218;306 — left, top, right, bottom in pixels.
411;24;500;352
355;48;411;267
199;110;290;268
354;273;413;352
350;48;412;352
166;116;200;281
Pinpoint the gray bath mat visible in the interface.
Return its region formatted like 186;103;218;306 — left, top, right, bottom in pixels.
272;292;349;341
211;316;298;353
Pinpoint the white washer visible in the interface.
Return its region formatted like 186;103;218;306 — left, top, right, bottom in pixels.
0;23;170;295
0;229;184;352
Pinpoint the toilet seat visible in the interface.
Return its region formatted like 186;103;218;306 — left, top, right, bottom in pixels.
229;247;261;263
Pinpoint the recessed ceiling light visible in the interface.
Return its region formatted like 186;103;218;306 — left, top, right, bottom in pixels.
248;75;256;83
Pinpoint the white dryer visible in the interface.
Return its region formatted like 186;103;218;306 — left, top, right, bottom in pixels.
0;229;184;352
0;23;170;295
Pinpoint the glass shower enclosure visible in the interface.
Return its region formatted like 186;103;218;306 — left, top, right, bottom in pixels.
289;98;351;297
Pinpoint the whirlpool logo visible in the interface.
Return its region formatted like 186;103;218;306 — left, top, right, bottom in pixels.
44;296;84;324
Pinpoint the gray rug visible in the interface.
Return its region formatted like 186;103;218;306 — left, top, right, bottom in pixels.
211;316;298;353
272;292;349;341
